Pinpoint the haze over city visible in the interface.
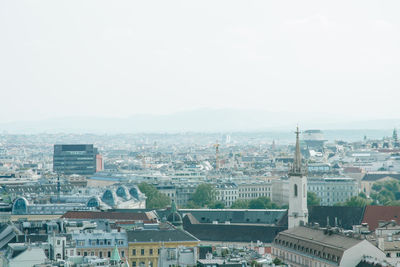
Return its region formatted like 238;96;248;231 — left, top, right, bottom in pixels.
1;0;400;131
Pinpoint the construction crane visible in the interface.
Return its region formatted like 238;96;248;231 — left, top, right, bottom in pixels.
214;141;220;171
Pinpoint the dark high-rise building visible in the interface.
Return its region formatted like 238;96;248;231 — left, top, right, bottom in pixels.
53;144;99;175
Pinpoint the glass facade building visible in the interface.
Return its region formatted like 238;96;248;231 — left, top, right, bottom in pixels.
53;144;98;175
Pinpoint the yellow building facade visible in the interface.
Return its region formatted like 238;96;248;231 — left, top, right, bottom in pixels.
128;240;199;267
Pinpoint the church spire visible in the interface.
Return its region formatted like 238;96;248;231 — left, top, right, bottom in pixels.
171;199;177;214
290;126;305;176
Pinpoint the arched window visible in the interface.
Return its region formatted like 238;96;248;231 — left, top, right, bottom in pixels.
294;184;298;197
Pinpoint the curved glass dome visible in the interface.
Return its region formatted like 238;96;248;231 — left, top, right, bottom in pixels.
116;186;128;199
87;197;100;207
12;197;28;214
129;187;139;200
102;189;115;207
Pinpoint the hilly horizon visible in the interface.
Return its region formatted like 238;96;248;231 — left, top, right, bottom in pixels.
1;108;400;135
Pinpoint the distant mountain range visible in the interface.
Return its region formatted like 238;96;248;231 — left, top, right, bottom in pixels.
1;108;400;134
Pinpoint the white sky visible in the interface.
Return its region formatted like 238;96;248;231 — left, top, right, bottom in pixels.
0;1;399;123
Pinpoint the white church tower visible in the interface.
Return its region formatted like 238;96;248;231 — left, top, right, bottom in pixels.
288;126;308;229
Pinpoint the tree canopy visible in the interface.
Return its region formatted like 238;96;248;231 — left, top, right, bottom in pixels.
335;194;372;207
191;184;217;207
231;197;282;209
307;192;320;206
209;201;225;209
370;180;400;205
138;182;171;209
231;199;250;209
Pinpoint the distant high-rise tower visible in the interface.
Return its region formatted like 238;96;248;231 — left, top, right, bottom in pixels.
393;128;399;148
288;127;308;229
53;144;99;175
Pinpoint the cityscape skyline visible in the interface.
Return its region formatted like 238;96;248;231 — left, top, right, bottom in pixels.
1;1;400;266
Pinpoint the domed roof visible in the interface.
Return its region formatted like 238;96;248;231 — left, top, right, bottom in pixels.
167;212;182;225
167;200;182;226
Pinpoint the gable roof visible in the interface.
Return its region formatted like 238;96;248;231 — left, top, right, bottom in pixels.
274;226;364;263
281;226;362;250
178;209;287;225
183;214;285;243
127;228;199;243
362;206;400;231
308;206;365;230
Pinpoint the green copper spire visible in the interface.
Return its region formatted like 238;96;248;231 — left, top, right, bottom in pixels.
289;126;306;176
171;199;177;214
110;244;121;263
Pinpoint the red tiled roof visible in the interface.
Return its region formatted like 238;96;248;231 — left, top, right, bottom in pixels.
362;206;400;231
62;211;156;222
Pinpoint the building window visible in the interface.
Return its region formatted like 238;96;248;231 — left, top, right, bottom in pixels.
387;252;391;257
141;249;145;255
132;249;136;256
121;251;125;257
84;252;88;256
150;249;153;255
99;251;103;258
397;253;400;257
91;251;94;256
132;262;136;267
57;240;61;245
294;184;298;197
108;251;111;257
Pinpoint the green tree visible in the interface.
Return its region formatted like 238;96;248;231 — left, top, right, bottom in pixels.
185;200;200;209
337;196;372;207
257;196;280;209
370;180;400;205
209;201;225;209
372;183;382;191
191;184;216;207
273;258;283;265
249;198;266;209
358;192;367;199
138;182;171;209
231;199;250;209
307;192;320;206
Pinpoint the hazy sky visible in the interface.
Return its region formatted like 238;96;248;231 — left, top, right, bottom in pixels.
1;1;399;123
